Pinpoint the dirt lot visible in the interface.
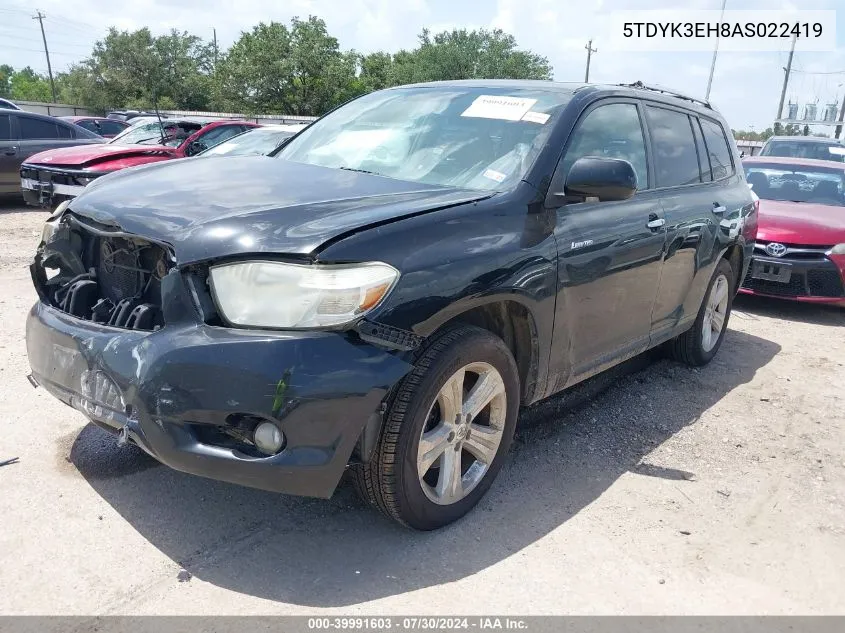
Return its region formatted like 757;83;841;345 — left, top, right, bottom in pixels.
1;201;844;615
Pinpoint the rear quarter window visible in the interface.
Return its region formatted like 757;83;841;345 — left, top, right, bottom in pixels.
699;118;735;180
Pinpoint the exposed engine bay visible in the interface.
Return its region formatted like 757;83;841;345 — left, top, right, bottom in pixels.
33;213;173;331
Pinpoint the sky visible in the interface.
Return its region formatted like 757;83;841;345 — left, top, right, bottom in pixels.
1;0;844;134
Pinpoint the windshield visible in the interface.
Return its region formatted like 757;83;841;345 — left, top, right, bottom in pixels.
277;86;571;191
108;120;200;146
760;139;845;162
745;163;845;207
201;128;296;157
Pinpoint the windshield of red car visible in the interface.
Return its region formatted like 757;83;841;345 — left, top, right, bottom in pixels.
277;86;572;191
108;120;201;146
760;140;845;163
745;163;845;207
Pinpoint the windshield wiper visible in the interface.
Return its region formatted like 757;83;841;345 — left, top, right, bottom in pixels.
338;166;383;176
129;136;165;145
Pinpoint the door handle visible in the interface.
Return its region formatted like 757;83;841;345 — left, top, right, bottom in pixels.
647;218;665;229
712;203;727;214
2;147;17;156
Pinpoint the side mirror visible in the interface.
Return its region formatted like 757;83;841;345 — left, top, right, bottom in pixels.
564;157;638;202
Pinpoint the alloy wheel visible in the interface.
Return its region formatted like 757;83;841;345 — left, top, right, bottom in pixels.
702;273;729;352
416;361;507;505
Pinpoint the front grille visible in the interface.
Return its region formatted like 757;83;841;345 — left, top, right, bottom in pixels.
742;264;845;299
35;215;172;330
20;165;95;188
742;272;808;297
807;269;845;297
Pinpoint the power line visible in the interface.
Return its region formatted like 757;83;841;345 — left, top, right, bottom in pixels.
789;69;845;75
0;29;94;49
1;42;87;56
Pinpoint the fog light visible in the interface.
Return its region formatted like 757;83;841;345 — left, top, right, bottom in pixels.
253;422;284;455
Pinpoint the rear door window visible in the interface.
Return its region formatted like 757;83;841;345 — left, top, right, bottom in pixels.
19;116;60;139
645;106;701;188
699;118;734;180
0;114;10;141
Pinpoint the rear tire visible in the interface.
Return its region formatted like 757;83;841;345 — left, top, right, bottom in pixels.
352;325;520;530
668;258;734;367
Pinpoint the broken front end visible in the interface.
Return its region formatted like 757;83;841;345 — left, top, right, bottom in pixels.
27;209;413;497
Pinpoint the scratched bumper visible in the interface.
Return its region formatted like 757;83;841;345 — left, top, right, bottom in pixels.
26;301;413;498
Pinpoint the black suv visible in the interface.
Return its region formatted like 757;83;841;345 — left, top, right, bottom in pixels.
26;81;756;529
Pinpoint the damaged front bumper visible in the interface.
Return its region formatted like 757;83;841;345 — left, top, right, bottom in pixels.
20;165;103;208
26;301;413;497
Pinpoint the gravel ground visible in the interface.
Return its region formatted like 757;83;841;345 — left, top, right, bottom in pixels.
1;201;844;615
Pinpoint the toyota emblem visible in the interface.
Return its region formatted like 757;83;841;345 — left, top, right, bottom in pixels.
765;242;787;258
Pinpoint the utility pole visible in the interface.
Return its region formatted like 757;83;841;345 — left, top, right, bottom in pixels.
836;97;845;140
212;28;218;71
705;0;727;101
33;11;57;103
775;34;797;127
584;39;597;83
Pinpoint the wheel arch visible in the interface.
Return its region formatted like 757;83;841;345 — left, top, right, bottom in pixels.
424;297;542;406
721;242;744;291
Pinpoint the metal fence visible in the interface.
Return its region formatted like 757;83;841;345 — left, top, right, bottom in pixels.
15;100;98;117
14;101;318;125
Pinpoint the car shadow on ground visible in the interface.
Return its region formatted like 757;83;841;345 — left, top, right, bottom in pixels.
733;294;844;327
0;197;37;215
66;327;779;607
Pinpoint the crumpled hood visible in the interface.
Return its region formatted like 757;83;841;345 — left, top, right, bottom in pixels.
25;143;174;169
757;199;845;246
68;157;492;263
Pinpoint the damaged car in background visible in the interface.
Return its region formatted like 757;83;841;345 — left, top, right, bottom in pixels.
26;80;755;530
20;118;258;208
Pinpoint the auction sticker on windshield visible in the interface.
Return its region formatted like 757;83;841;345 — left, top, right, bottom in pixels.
462;95;537;121
521;111;550;124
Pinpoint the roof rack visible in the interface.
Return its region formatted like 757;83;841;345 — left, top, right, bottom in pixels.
618;81;712;109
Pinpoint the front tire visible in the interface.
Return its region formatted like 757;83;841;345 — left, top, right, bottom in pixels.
353;325;520;530
668;258;734;366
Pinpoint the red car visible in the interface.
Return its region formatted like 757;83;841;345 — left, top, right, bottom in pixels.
59;116;130;138
21;118;259;207
741;155;845;307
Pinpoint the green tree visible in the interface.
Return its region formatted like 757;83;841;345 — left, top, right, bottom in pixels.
390;28;552;85
3;19;553;115
359;52;393;92
0;64;13;98
9;67;53;102
58;28;214;111
215;21;293;114
217;16;359;116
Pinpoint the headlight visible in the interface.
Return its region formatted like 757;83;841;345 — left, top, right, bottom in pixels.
41;199;71;243
828;243;845;255
209;261;399;328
